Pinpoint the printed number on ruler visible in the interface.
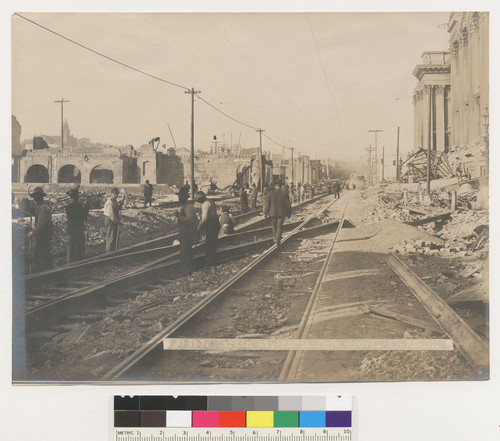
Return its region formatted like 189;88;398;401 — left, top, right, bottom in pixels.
114;428;352;441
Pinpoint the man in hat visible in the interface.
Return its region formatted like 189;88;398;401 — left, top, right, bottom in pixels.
194;191;220;266
264;180;291;246
175;189;198;276
104;187;123;252
28;187;53;272
143;180;153;208
65;188;88;263
239;185;248;213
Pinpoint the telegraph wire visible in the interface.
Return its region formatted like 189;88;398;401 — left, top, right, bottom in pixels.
14;13;190;91
202;13;328;149
15;12;335;155
197;95;259;130
306;13;346;150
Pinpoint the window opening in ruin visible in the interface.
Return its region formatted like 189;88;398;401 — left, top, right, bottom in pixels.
90;164;114;184
57;164;81;183
25;164;49;183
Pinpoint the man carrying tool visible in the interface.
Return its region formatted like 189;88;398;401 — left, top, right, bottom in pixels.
65;188;88;263
264;180;291;247
28;186;53;272
194;191;220;266
175;190;198;276
143;179;153;208
104;187;123;252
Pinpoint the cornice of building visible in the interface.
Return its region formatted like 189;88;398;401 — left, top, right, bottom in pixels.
412;64;451;80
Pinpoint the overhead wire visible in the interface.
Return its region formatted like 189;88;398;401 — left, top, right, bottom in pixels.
202;13;328;150
14;13;190;91
306;13;346;150
15;12;337;155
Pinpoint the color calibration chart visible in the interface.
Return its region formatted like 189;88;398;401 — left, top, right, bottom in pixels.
113;395;353;441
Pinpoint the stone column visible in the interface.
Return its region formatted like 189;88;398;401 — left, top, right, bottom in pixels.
422;85;431;151
412;95;418;150
435;86;446;151
450;41;459;147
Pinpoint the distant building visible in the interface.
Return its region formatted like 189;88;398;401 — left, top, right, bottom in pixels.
12;115;22;182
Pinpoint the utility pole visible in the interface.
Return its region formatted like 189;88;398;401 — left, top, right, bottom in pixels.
364;145;376;185
396;126;400;181
185;88;201;200
368;129;383;184
54;97;70;149
256;128;265;191
381;145;385;181
427;86;433;195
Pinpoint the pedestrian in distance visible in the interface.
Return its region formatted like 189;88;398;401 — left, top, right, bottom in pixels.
262;183;269;198
299;183;305;203
28;187;53;273
143;179;153;207
65;188;88;263
334;181;341;199
264;180;291;247
250;183;258;211
104;187;123;252
219;205;235;235
240;185;248;213
175;190;198;276
194;191;221;266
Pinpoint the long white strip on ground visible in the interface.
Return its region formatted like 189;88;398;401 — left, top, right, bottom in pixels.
162;338;453;351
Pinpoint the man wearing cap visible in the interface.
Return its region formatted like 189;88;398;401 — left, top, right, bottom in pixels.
175;190;198;276
194;191;220;266
143;180;153;208
104;188;122;252
29;187;53;272
65;188;88;263
250;183;258;211
264;180;291;246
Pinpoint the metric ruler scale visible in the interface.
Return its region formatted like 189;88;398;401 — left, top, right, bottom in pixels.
114;428;352;441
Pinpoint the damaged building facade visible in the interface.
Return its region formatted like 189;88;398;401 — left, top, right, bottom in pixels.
14;121;184;187
411;11;489;179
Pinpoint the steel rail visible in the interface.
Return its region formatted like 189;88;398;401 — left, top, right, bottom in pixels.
22;220;304;291
102;195;342;380
279;197;350;381
20;193;328;285
25;218;342;331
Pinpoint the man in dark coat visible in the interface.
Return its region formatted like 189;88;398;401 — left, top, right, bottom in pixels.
143;180;153;207
29;187;53;272
264;180;291;246
65;188;88;263
194;191;220;266
240;185;248;213
175;190;198;276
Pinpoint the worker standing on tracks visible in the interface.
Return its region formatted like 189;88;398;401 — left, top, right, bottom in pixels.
264;180;291;247
239;185;248;213
104;187;123;252
250;183;258;211
334;181;341;199
299;183;305;203
65;188;88;263
175;190;198;276
143;180;153;208
28;187;53;272
194;191;220;266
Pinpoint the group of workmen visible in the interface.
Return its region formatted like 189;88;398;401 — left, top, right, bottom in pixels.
25;185;124;273
24;177;346;275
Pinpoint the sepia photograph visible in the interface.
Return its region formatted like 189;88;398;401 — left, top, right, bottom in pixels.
11;11;490;384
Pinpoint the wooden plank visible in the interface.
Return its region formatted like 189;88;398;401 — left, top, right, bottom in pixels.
386;253;489;374
369;306;445;335
405;212;451;226
162;338;453;351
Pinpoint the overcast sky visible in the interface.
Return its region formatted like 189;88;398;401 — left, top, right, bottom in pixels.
12;12;450;161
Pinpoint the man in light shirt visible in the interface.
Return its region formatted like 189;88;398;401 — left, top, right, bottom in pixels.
104;187;123;252
194;191;220;266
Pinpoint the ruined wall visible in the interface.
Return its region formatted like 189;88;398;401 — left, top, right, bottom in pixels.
157;153;184;187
